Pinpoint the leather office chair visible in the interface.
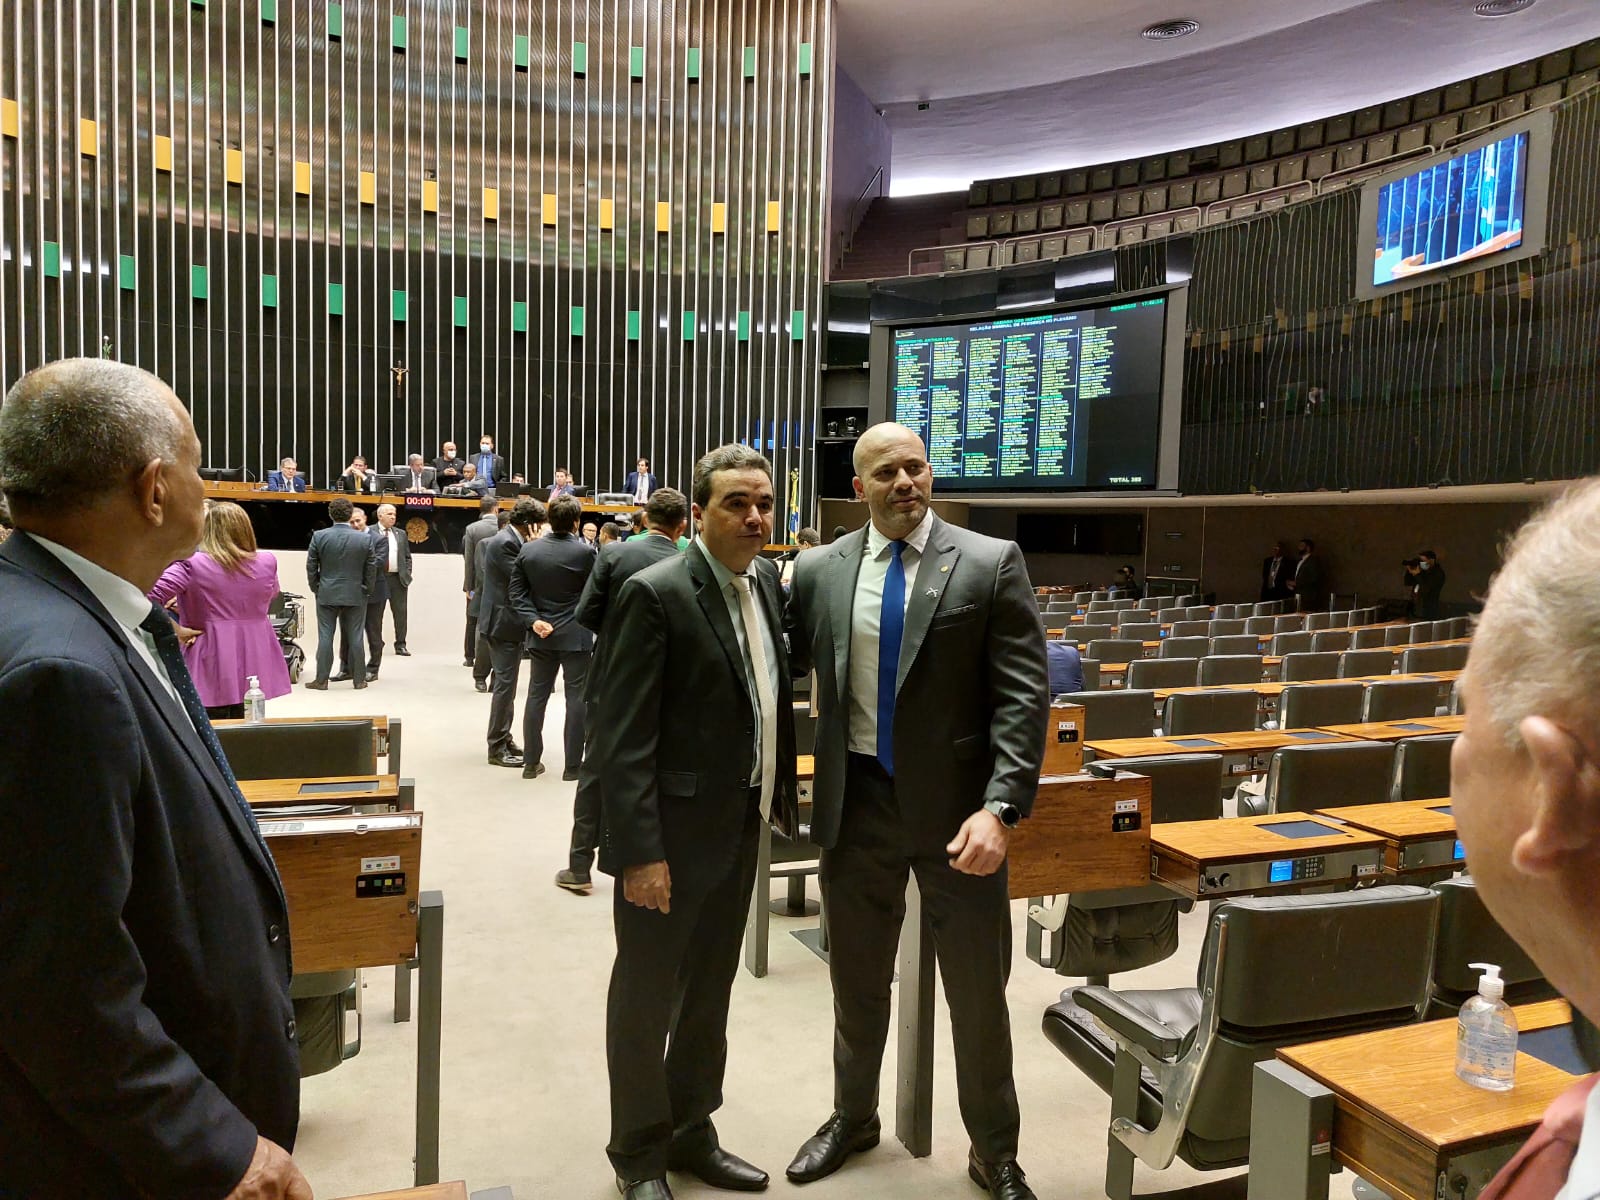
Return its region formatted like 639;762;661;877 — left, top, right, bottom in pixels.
1088;638;1146;666
1407;622;1434;642
1269;631;1312;656
1198;655;1264;686
1089;599;1119;612
217;719;378;779
1127;657;1199;690
1067;689;1158;743
1271;615;1304;633
1160;636;1210;660
1445;616;1473;638
1338;648;1394;678
1399;644;1471;673
1117;621;1163;642
1310;629;1353;652
1239;739;1398;816
290;971;362;1077
1174;595;1203;608
1181;606;1211;621
1385;625;1414;647
1244;616;1275;635
1363;679;1440;722
1279;651;1340;681
1080;658;1103;692
1209;634;1260;656
1162;689;1258;736
1169;620;1210;638
1137;596;1165;613
1073;591;1096;604
1351;627;1389;649
1427;877;1553;1018
1044;886;1439;1200
1207;619;1247;636
1252;601;1286;617
1390;732;1455;802
1305;612;1335;631
1078;623;1117;643
1276;682;1364;729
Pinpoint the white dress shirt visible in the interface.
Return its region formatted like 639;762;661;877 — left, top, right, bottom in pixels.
1556;1082;1600;1200
385;528;399;572
698;540;781;785
847;509;933;756
32;535;185;713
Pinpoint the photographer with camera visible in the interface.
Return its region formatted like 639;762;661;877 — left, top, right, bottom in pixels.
1404;549;1447;619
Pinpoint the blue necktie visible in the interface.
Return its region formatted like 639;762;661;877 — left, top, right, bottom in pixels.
478;453;493;483
139;603;265;843
877;540;906;776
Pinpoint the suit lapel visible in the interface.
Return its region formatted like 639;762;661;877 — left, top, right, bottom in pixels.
896;516;961;695
688;543;748;687
828;531;867;708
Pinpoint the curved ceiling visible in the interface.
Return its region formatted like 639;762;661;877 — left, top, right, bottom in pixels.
833;0;1600;196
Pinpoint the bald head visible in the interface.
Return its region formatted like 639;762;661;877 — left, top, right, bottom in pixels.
852;422;933;540
0;358;185;516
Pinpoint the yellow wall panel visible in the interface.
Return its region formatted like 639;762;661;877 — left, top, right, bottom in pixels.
294;160;311;195
540;192;556;226
422;180;439;212
656;200;672;233
226;148;244;184
598;198;614;230
766;201;782;232
154;135;173;172
80;118;97;157
359;171;377;204
486;187;502;220
711;201;727;233
0;99;18;139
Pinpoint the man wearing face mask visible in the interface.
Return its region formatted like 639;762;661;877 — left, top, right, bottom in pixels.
474;436;506;491
1414;549;1446;620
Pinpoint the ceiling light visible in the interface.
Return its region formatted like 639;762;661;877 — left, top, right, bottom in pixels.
1141;18;1200;41
1474;0;1535;14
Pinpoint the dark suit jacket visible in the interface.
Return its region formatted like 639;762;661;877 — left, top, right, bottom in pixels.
401;466;436;492
370;524;414;590
461;514;499;617
306;522;377;607
546;481;576;502
588;545;799;891
265;470;306;493
787;515;1048;854
0;532;297;1199
471;452;507;486
575;532;680;700
477;525;526;644
509;532;596;653
623;470;659;498
1261;555;1291;601
1293;552;1328;609
1415;564;1446;618
337;470;379;494
433;455;467;486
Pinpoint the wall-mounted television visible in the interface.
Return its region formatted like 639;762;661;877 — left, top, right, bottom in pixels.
1356;109;1551;299
867;285;1186;496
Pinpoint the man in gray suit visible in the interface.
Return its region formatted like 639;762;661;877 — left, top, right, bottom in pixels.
784;423;1047;1200
461;495;500;681
306;496;377;690
480;498;544;767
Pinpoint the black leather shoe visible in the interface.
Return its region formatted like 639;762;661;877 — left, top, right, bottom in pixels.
786;1113;880;1183
330;672;352;683
615;1178;672;1200
968;1154;1037;1200
562;767;581;781
353;679;368;689
554;869;592;894
488;751;525;768
474;679;488;693
304;679;328;691
462;657;473;668
667;1144;768;1191
522;762;546;779
395;646;410;656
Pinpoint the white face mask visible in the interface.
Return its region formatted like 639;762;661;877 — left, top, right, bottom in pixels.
480;443;492;453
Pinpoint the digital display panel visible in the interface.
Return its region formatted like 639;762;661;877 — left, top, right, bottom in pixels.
1454;839;1466;861
889;297;1167;492
1269;860;1294;883
1371;130;1530;288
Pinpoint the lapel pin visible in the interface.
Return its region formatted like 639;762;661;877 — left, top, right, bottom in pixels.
940;564;951;573
925;588;938;598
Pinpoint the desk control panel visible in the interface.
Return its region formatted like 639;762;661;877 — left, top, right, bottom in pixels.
1399;835;1468;872
1183;849;1382;897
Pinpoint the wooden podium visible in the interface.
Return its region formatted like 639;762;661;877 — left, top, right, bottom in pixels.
1041;701;1086;776
1008;771;1151;898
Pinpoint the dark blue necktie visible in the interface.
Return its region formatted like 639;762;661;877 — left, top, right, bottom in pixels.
478;453;493;483
139;603;265;841
877;540;906;776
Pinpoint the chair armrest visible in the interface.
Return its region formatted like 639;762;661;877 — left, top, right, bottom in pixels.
1075;986;1186;1060
1237;791;1269;818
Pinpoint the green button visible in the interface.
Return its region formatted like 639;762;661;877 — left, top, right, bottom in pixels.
326;2;341;39
682;311;696;341
391;15;406;50
454;25;468;61
686;47;701;80
453;295;468;328
42;241;60;279
798;43;812;76
791;310;805;341
513;34;529;69
626;310;641;341
261;273;278;308
511;300;528;333
191;264;208;300
572;40;586;76
392;289;407;322
630;46;645;79
119;254;136;291
570;305;585;337
736;311;751;342
743;46;756;78
328;282;344;316
261;0;277;22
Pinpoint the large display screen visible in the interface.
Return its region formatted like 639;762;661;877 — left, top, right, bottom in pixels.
889;297;1167;492
1370;129;1530;288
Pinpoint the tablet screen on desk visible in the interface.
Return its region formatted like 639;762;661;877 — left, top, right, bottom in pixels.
1259;819;1339;840
1521;1024;1585;1075
1284;731;1338;741
1169;737;1225;749
1431;803;1453;815
298;780;382;795
1389;722;1436;732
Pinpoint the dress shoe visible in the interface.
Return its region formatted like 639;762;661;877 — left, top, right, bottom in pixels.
474;679;488;693
395;646;410;656
462;657;473;668
667;1144;768;1192
554;869;592;894
561;767;581;781
330;671;353;683
304;679;328;691
786;1113;880;1183
488;751;525;768
366;669;379;680
522;762;546;779
967;1154;1037;1200
353;679;368;690
615;1178;672;1200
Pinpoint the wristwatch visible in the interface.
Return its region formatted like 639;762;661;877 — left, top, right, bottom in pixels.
983;799;1022;828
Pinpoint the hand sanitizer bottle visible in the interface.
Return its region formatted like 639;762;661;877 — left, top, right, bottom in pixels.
1456;961;1517;1092
244;675;266;725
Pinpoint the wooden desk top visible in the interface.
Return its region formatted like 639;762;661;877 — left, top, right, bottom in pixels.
1314;715;1465;741
1279;1000;1576;1158
1149;670;1461;702
215;713;390;733
1085;728;1355;760
1151;811;1385;866
240;774;400;806
332;1182;467;1200
797;755;815;781
1316;797;1455;842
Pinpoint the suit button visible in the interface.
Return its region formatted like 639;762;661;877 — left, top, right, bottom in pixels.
285;1018;298;1040
738;777;749;788
268;923;282;944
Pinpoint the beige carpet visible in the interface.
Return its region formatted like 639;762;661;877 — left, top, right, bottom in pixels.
261;549;1359;1200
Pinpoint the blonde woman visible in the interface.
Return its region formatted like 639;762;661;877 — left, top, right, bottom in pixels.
148;501;292;718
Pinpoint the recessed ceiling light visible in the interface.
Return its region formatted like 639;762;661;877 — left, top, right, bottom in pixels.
1474;0;1535;15
1141;18;1200;41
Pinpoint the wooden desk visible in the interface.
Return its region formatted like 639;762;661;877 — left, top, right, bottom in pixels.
1041;703;1086;776
1150;670;1461;703
241;774;402;810
333;1185;467;1200
1150;811;1386;899
1262;1000;1578;1200
1315;798;1461;876
1314;715;1465;742
1086;728;1355;778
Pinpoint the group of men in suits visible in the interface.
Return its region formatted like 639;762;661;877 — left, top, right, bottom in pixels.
588;426;1048;1200
304;498;413;688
